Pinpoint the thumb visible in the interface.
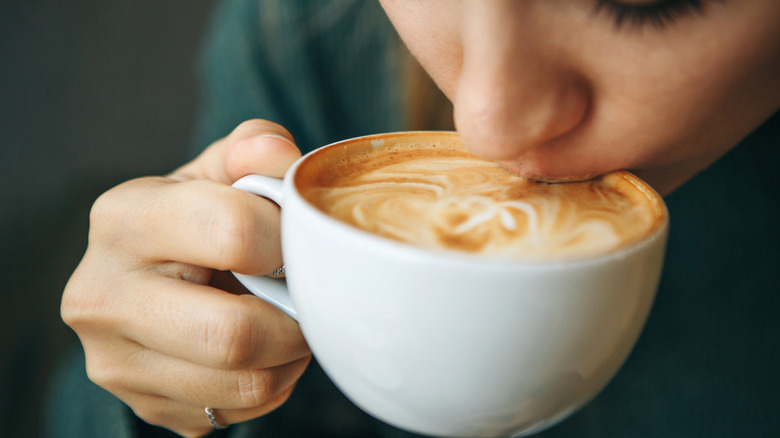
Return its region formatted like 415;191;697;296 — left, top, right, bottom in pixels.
171;119;302;184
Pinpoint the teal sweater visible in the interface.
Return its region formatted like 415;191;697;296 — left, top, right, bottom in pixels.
45;1;780;437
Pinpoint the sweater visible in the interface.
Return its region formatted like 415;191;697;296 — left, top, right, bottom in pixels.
45;1;780;437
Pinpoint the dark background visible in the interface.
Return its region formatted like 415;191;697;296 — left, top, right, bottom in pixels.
1;1;214;436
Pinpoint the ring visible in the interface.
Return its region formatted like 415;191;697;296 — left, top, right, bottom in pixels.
204;407;228;430
267;264;286;278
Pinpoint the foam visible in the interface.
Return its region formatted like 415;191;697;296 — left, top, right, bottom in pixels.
298;135;664;260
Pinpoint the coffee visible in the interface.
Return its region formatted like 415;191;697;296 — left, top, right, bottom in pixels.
234;131;669;436
296;133;665;260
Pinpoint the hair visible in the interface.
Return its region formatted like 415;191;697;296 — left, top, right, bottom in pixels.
401;46;455;132
257;0;454;133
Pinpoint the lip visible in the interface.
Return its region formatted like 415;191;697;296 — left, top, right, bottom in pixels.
496;160;602;184
288;131;669;267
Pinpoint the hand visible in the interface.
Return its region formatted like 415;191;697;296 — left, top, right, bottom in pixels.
61;120;311;437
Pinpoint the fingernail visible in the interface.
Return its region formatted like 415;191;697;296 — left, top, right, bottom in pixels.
258;133;297;148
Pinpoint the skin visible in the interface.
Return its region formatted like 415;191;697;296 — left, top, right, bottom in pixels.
382;0;780;195
61;1;780;436
62;122;310;437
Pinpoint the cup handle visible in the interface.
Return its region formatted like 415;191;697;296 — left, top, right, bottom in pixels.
230;175;297;320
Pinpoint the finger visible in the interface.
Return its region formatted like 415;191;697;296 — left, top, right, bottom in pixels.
223;122;302;182
120;384;299;438
174;119;301;184
91;176;283;275
136;355;310;411
86;335;311;410
106;272;310;370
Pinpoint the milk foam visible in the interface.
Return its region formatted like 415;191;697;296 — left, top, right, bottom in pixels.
300;140;662;260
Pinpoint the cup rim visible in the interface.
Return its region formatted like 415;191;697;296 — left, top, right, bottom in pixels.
286;131;669;268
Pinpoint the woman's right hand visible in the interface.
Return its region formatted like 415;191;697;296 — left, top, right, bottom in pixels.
61;120;312;437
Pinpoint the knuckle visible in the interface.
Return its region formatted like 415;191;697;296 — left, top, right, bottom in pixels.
87;184;128;243
84;351;120;391
224;138;249;176
87;177;167;249
206;307;259;369
60;263;110;332
234;369;275;407
60;280;84;328
203;194;259;271
179;179;279;273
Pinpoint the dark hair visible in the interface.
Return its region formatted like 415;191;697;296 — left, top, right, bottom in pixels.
258;0;453;132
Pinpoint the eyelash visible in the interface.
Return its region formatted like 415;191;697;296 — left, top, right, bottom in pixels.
594;0;709;30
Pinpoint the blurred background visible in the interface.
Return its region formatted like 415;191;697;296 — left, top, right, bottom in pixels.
1;1;214;435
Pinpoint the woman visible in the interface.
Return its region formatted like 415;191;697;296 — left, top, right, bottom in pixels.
48;0;780;437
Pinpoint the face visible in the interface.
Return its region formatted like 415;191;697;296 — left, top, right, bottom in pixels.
379;0;780;195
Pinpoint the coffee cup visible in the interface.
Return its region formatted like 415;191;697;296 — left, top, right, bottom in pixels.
231;131;668;437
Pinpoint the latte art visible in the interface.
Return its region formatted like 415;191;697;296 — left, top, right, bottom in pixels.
297;136;664;260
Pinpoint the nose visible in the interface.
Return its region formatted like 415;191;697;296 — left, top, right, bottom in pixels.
454;0;590;167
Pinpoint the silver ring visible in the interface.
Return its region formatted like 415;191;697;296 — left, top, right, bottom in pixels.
204;407;228;430
267;264;286;278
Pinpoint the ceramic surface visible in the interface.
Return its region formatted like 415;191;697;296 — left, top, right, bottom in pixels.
232;132;668;437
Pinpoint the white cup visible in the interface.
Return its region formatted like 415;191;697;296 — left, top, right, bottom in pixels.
231;132;668;437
